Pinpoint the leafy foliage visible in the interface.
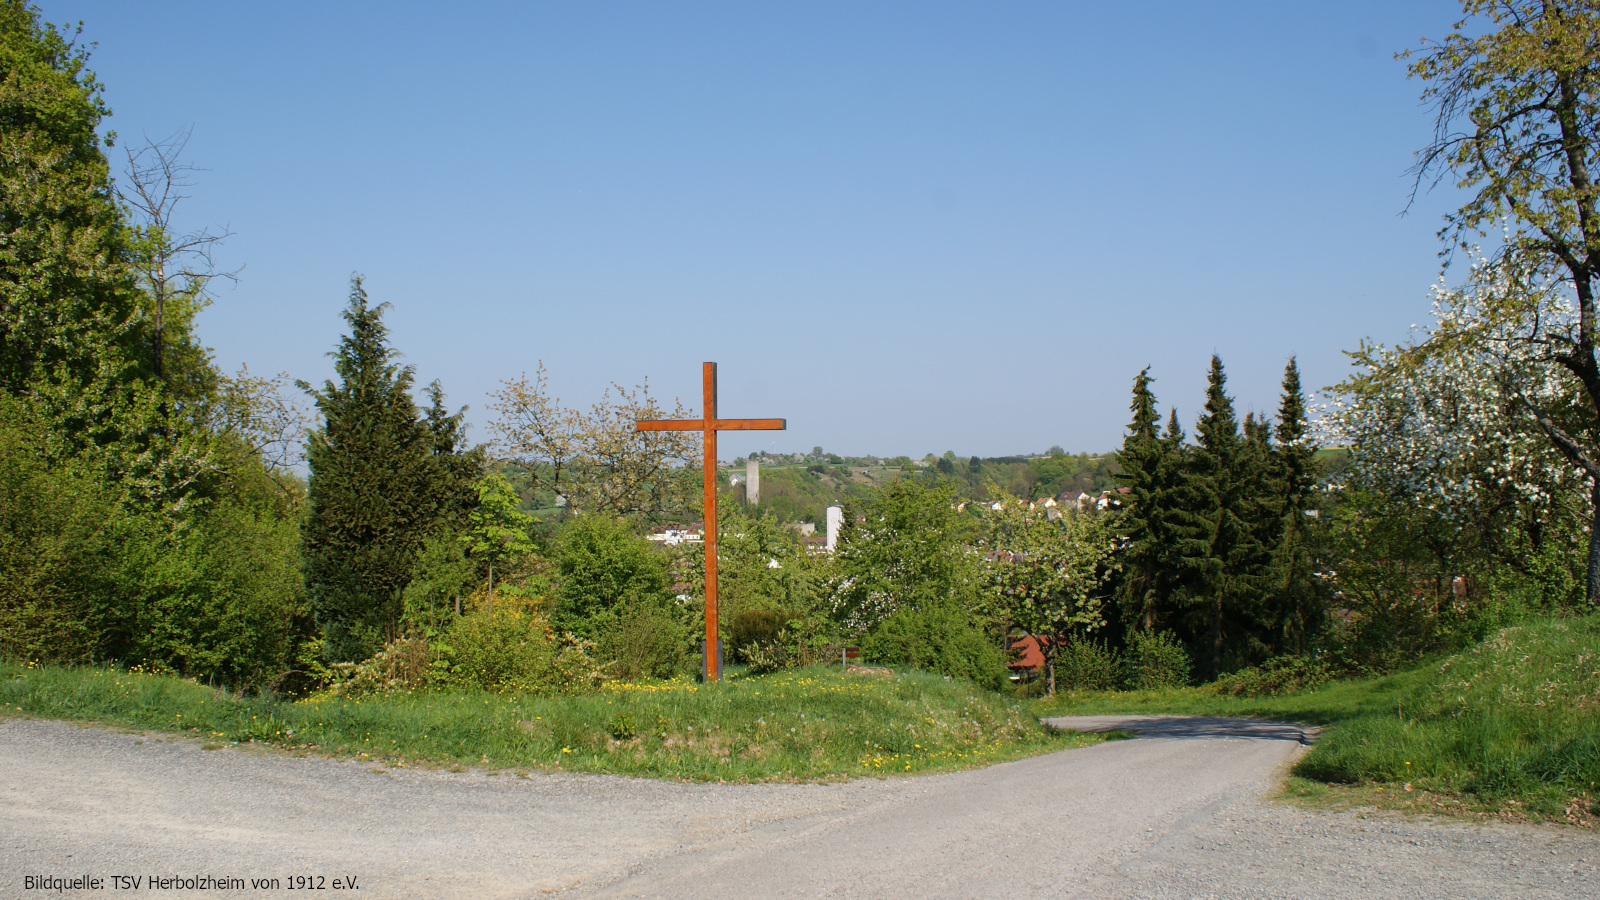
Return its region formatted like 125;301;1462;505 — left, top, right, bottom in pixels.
551;514;673;633
1217;654;1333;698
1121;630;1192;690
830;476;982;630
1053;637;1124;692
591;600;691;680
0;2;138;396
860;602;1008;690
982;487;1117;694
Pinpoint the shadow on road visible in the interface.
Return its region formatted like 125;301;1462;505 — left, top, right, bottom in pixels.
1044;715;1318;744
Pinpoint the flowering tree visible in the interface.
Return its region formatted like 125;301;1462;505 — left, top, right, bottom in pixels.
1406;0;1600;602
828;477;981;631
1321;254;1594;620
981;491;1117;695
487;363;700;523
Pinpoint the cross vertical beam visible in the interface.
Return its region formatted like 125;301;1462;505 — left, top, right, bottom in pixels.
702;362;719;681
635;362;785;682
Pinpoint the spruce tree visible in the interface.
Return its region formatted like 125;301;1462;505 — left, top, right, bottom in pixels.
302;277;440;661
1267;358;1323;653
1173;355;1270;678
421;380;486;534
1114;369;1171;632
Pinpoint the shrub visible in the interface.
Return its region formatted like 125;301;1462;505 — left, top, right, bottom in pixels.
728;607;791;658
1124;630;1191;690
593;600;691;680
861;602;1007;691
437;607;560;692
0;415;129;663
1219;654;1333;697
552;515;672;632
1054;637;1123;692
741;641;790;675
739;612;841;675
164;499;306;690
0;400;308;690
334;637;434;697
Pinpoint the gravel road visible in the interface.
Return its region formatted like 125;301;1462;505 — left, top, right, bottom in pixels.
2;714;1594;899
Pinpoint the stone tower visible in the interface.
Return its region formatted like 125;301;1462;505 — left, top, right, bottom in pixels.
746;458;760;505
826;505;844;551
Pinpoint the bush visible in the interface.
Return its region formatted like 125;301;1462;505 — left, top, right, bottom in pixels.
862;602;1007;690
0;413;130;663
593;600;691;680
333;637;434;697
1124;630;1191;690
1219;654;1333;697
739;612;841;675
0;400;308;690
728;607;791;658
552;515;672;633
437;607;560;692
161;499;306;690
1054;637;1123;692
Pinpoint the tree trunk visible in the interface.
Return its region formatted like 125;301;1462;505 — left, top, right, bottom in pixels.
1045;640;1056;696
1589;480;1600;608
1212;597;1223;680
488;561;495;612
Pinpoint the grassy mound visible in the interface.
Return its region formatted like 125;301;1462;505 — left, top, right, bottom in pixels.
0;662;1093;781
1298;617;1599;820
1032;616;1600;823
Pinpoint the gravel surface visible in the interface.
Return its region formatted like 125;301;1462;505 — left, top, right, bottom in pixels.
2;715;1594;898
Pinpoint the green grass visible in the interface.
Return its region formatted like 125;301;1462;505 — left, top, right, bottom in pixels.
1030;616;1600;824
0;662;1099;781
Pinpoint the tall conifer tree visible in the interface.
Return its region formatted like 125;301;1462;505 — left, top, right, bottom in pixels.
1115;369;1178;632
421;380;486;534
1267;358;1323;653
1172;355;1270;678
302;277;441;661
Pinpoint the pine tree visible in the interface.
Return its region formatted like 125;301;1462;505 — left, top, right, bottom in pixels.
1267;358;1323;653
1114;369;1171;632
1172;355;1270;678
301;277;440;662
421;380;486;534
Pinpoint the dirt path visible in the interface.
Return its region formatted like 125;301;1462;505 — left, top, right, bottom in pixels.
2;716;1594;898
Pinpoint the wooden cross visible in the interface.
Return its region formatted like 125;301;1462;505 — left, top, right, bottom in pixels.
635;362;785;682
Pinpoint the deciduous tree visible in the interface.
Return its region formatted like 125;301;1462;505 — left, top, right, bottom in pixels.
1407;0;1600;602
488;364;700;522
982;490;1116;695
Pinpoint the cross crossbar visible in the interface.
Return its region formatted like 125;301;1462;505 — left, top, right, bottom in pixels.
636;418;786;432
635;362;785;682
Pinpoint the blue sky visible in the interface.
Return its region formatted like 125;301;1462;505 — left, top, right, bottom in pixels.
42;1;1466;459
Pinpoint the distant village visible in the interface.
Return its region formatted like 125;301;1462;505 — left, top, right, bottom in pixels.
648;450;1127;553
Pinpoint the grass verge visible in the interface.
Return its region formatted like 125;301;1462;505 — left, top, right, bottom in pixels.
0;662;1098;782
1030;616;1600;826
